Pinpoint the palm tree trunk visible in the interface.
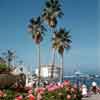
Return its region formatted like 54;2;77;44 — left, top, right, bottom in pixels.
60;54;64;83
51;49;56;80
38;44;41;86
8;58;11;70
13;56;16;69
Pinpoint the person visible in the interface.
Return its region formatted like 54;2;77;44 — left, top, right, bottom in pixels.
91;81;97;94
82;84;88;97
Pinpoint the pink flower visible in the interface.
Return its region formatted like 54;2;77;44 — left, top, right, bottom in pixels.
47;84;61;92
59;84;64;88
37;93;42;100
66;94;71;100
0;90;4;97
28;90;33;94
63;80;70;86
34;87;45;94
48;87;55;92
0;90;6;97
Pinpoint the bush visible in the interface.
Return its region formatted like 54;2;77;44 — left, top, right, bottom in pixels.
0;64;8;70
0;64;8;73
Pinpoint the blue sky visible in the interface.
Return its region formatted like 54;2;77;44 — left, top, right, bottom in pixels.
0;0;99;75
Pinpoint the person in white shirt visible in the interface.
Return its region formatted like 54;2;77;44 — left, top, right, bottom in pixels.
82;84;88;97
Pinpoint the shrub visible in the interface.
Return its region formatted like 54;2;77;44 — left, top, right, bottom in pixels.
0;64;8;70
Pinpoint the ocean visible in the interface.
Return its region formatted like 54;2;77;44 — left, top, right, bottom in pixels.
64;77;100;87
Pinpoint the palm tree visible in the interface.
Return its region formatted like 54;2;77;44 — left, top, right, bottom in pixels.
42;0;63;80
51;30;62;79
2;50;15;69
52;28;71;82
42;0;63;28
57;28;71;82
18;60;24;73
28;16;46;85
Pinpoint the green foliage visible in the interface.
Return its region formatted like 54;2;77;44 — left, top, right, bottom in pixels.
0;90;15;100
42;87;82;100
0;87;82;100
0;89;27;100
0;64;8;70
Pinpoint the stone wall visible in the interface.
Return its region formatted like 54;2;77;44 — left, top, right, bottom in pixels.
0;73;26;89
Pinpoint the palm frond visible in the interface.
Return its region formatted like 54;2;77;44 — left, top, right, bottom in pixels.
30;18;35;24
52;28;72;54
42;0;63;27
28;16;46;44
46;1;51;8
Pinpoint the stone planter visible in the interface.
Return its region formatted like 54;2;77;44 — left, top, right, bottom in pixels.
0;73;26;89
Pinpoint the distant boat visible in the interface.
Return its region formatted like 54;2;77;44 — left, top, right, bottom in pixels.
64;71;89;79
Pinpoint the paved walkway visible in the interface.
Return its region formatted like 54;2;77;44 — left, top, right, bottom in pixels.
82;94;100;100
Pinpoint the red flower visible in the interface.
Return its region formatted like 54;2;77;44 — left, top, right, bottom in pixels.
15;95;23;100
28;94;35;100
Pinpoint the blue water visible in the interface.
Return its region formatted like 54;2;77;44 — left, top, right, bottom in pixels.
64;77;100;87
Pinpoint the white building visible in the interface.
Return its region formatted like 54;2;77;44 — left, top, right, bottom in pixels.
35;64;61;80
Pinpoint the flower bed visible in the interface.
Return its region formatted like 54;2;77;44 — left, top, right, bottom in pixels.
0;80;82;100
35;80;82;100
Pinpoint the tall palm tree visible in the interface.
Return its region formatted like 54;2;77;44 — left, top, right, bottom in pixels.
28;16;46;85
42;0;63;28
52;28;71;82
57;28;71;82
42;0;63;80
